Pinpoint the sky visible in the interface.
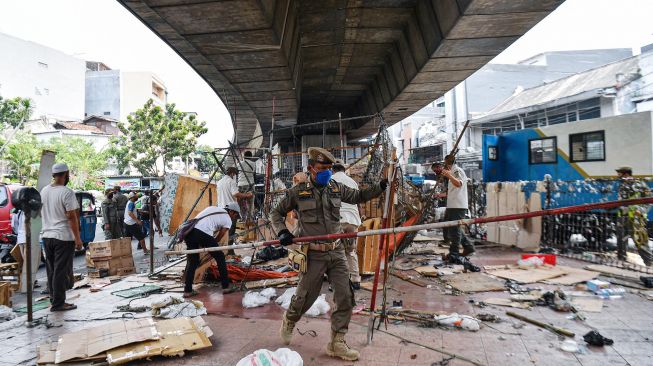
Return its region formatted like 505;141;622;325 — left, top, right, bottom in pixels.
1;0;653;146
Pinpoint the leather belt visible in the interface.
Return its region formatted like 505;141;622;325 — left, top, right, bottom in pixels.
308;240;340;252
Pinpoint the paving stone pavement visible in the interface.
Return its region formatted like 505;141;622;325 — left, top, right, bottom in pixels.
1;245;652;365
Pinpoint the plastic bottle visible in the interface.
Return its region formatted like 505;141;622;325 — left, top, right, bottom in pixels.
596;288;625;299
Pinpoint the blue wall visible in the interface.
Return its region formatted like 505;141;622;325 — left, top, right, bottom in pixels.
483;129;585;182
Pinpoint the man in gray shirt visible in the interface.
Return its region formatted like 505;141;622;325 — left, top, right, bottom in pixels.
41;163;82;311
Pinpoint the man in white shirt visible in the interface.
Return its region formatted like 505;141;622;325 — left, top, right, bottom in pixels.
218;166;252;254
124;192;149;254
331;160;362;289
41;163;81;311
183;204;241;297
433;158;474;257
237;151;257;222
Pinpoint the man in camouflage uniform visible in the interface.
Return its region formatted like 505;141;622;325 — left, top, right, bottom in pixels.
112;186;129;237
270;147;387;361
616;166;652;266
101;189;122;240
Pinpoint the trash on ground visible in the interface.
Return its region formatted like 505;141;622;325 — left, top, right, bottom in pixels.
560;339;579;353
243;288;277;308
275;287;330;317
583;330;614;346
235;348;303;366
517;256;544;268
434;313;481;331
151;296;207;318
0;304;15;321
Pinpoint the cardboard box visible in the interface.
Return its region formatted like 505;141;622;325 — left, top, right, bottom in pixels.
88;238;132;260
93;255;135;276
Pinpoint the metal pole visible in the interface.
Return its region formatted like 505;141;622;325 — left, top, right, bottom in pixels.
24;210;33;324
149;189;154;274
165;196;653;256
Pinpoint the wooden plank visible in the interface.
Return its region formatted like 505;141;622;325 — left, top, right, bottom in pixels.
390;270;428;287
244;276;299;289
442;272;506;293
484;298;531;309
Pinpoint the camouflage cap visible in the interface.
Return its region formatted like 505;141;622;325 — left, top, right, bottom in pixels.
616;166;633;173
307;147;336;164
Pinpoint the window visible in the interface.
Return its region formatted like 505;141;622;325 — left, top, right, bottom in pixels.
104;111;111;116
488;146;498;161
570;130;605;162
529;137;557;164
0;186;7;207
38;62;48;69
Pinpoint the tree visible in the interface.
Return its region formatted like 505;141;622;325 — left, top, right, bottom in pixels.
110;99;207;176
0;95;34;129
1;132;41;185
195;144;218;174
46;137;109;190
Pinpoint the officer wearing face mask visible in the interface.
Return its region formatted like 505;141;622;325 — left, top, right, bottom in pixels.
270;147;387;361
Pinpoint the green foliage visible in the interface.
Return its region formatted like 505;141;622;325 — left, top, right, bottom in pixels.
1;132;41;185
46;138;108;190
0;95;33;129
109;99;207;176
195;144;218;174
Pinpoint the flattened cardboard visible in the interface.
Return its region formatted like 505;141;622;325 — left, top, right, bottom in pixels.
570;297;604;313
543;266;599;285
484;298;531;309
106;317;212;364
442;272;506;293
55;318;158;364
487;264;568;284
414;266;438;277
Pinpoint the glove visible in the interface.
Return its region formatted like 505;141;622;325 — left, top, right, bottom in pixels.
278;229;295;246
380;179;389;191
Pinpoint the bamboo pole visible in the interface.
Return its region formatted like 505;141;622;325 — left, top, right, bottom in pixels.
165;196;653;256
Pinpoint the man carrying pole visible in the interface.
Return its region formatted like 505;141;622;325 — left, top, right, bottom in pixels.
270;147;387;361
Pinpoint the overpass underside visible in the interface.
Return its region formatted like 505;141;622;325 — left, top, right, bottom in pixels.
119;0;563;148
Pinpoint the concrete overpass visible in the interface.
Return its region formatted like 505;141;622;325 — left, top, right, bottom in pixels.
118;0;563;148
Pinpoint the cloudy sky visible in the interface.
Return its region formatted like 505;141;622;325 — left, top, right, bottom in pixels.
1;0;652;147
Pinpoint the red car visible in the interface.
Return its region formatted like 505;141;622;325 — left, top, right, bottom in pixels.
0;183;24;242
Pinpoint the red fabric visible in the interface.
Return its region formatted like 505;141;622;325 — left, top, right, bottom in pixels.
210;263;298;281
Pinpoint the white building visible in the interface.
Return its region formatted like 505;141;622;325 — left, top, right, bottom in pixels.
85;62;167;122
0;32;85;120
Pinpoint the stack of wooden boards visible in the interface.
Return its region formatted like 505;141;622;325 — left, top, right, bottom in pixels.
36;317;213;365
87;238;135;277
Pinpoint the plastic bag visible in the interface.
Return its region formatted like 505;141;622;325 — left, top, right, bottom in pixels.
0;305;16;322
236;348;303;366
434;313;480;331
517;256;544;268
242;288;277;308
275;287;330;317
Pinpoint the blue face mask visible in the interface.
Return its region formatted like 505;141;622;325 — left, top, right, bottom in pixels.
314;169;333;186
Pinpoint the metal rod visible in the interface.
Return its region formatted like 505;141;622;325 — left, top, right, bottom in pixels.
165;197;653;256
149;189;154;275
25;210;33;323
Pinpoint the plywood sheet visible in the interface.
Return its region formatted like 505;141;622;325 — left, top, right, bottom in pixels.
168;175;217;234
442;272;506;293
487;265;568;284
55;318;158;363
544;266;599;285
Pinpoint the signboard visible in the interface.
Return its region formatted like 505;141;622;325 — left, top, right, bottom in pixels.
460;161;481;171
105;177;141;190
